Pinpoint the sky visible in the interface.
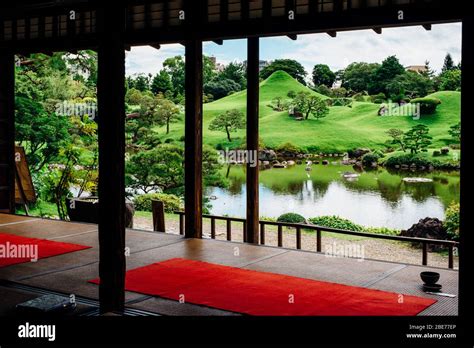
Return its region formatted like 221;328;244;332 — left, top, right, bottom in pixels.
125;23;462;78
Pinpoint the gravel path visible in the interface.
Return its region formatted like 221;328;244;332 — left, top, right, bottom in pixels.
133;216;458;270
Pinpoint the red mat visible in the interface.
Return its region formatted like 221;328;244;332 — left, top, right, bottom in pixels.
89;258;436;316
0;233;91;267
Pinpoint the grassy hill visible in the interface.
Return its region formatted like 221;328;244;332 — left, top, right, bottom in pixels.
158;70;461;152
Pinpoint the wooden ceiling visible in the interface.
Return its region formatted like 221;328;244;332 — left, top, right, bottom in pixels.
0;0;464;52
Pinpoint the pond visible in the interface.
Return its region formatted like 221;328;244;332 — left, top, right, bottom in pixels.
206;162;460;230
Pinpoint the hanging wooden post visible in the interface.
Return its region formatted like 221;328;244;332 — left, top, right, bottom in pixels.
152;200;166;232
97;5;126;314
0;50;15;214
246;37;260;244
184;39;203;239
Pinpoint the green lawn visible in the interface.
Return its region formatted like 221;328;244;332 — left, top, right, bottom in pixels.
157;70;461;152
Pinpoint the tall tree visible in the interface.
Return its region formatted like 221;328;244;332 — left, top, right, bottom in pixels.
151;70;172;95
260;59;307;85
442;53;455;73
219;62;246;89
312;64;336;88
340;62;380;93
368;56;405;95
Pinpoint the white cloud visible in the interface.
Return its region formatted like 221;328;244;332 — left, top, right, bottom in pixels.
125;23;462;77
125;44;184;76
278;23;461;74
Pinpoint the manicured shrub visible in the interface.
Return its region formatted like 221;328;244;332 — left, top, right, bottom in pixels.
410;97;442;115
384;153;438;168
275;142;304;155
444;202;460;241
309;216;364;232
277;213;306;224
352;93;366;102
134;193;183;213
362;153;379;167
371;93;387;104
331;98;353;107
440;147;450;155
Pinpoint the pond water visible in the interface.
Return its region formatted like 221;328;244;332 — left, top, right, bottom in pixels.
206;162;460;230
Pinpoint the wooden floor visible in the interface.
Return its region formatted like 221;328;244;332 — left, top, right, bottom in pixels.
0;213;458;316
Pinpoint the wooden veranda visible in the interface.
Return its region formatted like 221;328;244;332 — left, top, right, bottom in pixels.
0;0;470;315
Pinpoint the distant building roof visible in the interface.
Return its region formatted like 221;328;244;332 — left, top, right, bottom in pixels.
406;65;428;73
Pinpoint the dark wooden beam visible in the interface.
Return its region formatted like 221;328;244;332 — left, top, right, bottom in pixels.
459;12;472;322
0;50;15;214
184;39;203;239
245;37;259;245
97;4;126;314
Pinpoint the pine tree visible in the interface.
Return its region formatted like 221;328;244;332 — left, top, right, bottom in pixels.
442;53;455;73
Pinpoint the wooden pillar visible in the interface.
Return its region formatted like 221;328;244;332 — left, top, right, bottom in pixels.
97;6;126;314
246;37;260;244
184;40;203;239
459;13;472;321
0;50;15;214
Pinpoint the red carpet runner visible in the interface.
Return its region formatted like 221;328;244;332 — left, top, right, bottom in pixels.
0;233;91;267
90;258;436;316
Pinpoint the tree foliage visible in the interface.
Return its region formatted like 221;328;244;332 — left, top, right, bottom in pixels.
312;64;336;88
292;92;329;120
209;109;245;142
260;59;307;85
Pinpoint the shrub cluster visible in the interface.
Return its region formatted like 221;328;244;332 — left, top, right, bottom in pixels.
134;193;183;213
410;97;442;115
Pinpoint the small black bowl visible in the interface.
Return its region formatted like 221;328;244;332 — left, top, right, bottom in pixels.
420;271;440;285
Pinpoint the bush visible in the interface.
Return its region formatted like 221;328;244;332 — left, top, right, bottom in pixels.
444;202;460;241
275;142;304;155
371;93;387;104
331;97;353;107
134;193;183;213
384;153;438;168
352;93;366;102
277;213;306;224
362;152;381;167
440;147;450;155
410;97;442;115
309;216;364;232
432;150;441;157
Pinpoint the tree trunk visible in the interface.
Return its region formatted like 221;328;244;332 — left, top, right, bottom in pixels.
226;126;232;142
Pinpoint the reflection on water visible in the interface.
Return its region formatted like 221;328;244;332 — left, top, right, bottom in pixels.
206;164;460;230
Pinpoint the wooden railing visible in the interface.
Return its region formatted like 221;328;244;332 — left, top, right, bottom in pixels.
173;212;459;269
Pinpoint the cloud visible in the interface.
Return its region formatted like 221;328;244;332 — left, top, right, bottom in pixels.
125;44;184;76
277;23;462;74
125;23;462;77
